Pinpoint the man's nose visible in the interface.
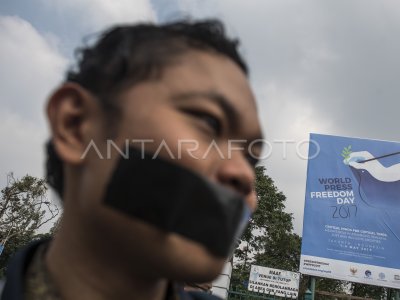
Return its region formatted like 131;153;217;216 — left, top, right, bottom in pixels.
216;152;257;212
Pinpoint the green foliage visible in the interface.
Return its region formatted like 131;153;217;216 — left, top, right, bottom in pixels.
231;166;301;291
350;282;386;299
341;145;352;160
0;173;60;277
316;278;346;297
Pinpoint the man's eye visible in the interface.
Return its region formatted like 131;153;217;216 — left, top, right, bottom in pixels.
187;111;222;136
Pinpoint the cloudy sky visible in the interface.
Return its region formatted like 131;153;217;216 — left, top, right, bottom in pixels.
1;0;399;234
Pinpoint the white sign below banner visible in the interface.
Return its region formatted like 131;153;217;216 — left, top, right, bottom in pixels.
248;265;300;299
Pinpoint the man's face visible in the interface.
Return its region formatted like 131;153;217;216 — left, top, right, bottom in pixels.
71;49;262;281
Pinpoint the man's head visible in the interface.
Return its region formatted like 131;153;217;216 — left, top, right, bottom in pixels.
46;19;262;282
46;20;248;197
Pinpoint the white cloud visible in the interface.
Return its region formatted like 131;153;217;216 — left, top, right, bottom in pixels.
158;0;221;21
3;0;400;235
0;111;47;184
42;0;156;32
0;16;68;186
0;16;67;123
255;83;333;233
213;0;400;234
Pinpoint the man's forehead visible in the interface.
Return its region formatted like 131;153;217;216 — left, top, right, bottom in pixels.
162;50;257;109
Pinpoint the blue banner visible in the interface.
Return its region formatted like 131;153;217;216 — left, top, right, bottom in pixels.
300;133;400;288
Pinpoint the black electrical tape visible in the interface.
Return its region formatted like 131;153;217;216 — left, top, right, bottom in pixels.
103;147;250;257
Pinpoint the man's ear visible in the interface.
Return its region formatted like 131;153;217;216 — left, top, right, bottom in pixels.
47;82;100;165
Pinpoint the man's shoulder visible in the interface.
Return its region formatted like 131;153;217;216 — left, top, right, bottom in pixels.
0;239;48;300
0;239;224;300
185;291;222;300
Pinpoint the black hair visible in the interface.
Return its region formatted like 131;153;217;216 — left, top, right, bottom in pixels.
46;19;249;199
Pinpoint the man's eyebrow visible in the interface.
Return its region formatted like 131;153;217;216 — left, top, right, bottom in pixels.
172;90;265;160
171;91;240;131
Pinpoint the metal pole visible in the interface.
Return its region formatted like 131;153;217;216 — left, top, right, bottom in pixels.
310;277;316;300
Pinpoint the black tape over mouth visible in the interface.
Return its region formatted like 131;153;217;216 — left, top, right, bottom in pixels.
103;147;250;257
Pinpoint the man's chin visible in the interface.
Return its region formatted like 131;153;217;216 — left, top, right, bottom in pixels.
161;233;227;282
83;208;228;281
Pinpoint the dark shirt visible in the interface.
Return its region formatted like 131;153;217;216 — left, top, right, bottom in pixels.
0;239;221;300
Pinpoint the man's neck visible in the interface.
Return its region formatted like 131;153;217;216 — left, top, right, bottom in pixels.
45;225;168;300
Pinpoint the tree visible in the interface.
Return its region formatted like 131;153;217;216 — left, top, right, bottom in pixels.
314;277;347;299
0;173;60;277
350;282;386;299
231;166;301;289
